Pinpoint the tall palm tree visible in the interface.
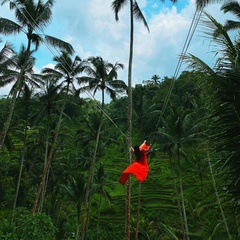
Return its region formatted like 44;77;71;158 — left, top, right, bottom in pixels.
80;56;126;239
0;47;43;217
0;46;43;150
31;76;63;214
61;174;86;240
0;0;74;151
93;163;113;240
32;52;84;213
12;83;34;221
159;106;201;240
0;0;73;54
0;40;14;149
111;1;149;238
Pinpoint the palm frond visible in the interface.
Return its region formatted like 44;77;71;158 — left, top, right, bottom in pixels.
195;0;221;10
133;1;149;32
223;20;240;32
221;1;240;17
45;35;74;55
182;53;215;76
201;12;235;56
0;18;22;34
111;0;128;21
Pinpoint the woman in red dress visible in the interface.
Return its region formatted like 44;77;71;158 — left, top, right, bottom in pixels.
119;140;151;185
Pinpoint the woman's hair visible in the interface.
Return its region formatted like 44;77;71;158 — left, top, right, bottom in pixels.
133;145;142;161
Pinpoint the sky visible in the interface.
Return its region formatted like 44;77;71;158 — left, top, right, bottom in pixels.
0;0;233;99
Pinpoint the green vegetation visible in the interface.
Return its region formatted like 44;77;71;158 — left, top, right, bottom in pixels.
1;0;240;239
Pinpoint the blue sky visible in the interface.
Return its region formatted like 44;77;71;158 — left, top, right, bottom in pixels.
0;0;232;98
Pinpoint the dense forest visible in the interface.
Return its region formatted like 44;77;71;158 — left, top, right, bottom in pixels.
1;0;240;239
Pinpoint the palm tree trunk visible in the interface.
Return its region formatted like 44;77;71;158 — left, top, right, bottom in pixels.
12;125;28;222
32;106;64;214
0;86;19;151
38;123;50;212
126;1;134;239
169;155;185;237
97;194;102;240
81;121;102;239
32;131;57;214
81;90;105;240
177;147;189;240
76;203;81;240
207;151;231;239
135;182;141;240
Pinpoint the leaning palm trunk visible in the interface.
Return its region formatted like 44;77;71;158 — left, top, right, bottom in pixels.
177;147;190;240
32;105;64;214
207;151;231;239
169;155;185;237
0;76;24;151
12;125;28;222
38;126;50;212
81;123;102;239
0;89;17;151
81;91;104;240
0;38;32;151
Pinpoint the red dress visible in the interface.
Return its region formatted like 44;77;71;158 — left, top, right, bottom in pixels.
119;142;151;185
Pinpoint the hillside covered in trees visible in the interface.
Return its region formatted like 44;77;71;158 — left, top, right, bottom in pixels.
1;0;240;239
1;70;240;239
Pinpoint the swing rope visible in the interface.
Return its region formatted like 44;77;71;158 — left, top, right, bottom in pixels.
150;7;203;145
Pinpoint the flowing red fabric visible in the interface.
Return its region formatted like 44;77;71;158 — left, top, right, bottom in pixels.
119;142;151;185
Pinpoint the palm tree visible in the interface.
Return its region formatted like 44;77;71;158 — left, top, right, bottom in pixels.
143;74;161;86
12;84;34;221
0;0;74;151
159;106;201;240
31;76;63;214
80;56;126;239
0;40;14;149
0;46;43;151
111;1;149;238
81;56;126;104
93;163;113;240
0;40;14;77
0;0;73;54
33;52;84;213
62;174;86;240
42;51;84;96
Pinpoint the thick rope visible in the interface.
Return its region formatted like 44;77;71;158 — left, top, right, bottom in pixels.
151;7;203;144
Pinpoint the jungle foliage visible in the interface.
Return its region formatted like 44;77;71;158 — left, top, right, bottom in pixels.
1;0;240;239
1;71;239;239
